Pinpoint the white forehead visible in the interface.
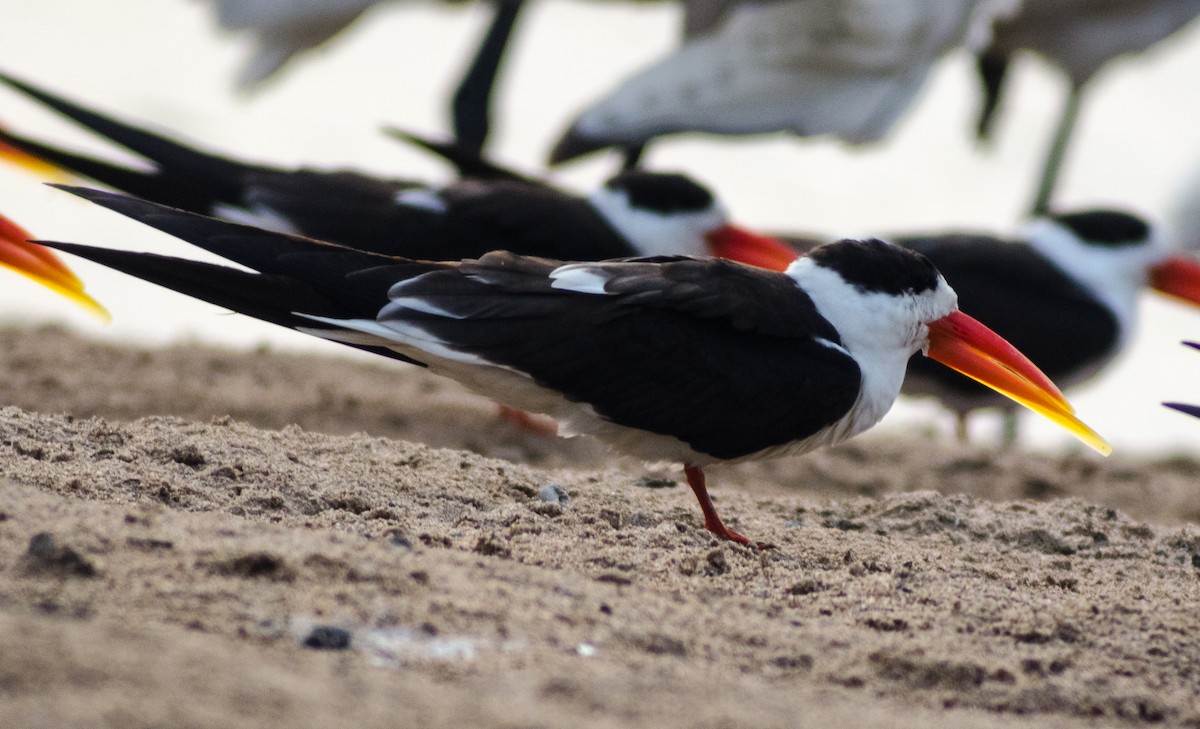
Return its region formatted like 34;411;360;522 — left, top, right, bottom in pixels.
586;184;728;257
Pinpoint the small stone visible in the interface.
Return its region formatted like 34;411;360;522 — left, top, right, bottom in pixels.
19;532;97;578
303;625;353;650
538;483;570;504
634;477;677;489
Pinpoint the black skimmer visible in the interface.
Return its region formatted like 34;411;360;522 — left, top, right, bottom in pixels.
549;0;1016;166
973;1;1200;213
887;210;1200;443
1163;341;1200;419
39;186;1107;545
0;212;107;319
0;71;794;271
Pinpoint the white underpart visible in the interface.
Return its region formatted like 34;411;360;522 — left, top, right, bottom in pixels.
211;203;302;235
567;0;1014;146
785;253;958;443
295;309;717;462
548;266;614;295
1023;216;1171;363
394;188;449;214
586;186;726;257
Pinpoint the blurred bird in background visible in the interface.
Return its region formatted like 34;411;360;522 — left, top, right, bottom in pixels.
971;0;1200;214
549;0;1020;167
0;71;794;270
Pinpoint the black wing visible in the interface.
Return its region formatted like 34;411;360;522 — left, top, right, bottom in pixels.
382;252;860;460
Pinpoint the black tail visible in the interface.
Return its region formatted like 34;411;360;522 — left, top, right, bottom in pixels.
51;185;445;312
40;240;425;367
0;71;254;208
383;126;531;183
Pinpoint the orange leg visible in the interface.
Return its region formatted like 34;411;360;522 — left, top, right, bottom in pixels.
497;405;559;437
683;464;758;546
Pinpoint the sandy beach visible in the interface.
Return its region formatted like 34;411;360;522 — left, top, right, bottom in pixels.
2;324;1200;728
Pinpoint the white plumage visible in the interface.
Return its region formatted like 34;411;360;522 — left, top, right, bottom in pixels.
551;0;1019;162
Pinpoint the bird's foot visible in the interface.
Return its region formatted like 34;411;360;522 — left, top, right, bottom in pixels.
702;519;772;550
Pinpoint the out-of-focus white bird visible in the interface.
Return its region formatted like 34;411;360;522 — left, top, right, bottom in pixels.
196;0;398;91
193;0;519;152
972;0;1200;214
1170;164;1200;252
550;0;1020;166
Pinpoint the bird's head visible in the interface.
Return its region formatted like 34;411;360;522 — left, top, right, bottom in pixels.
588;170;798;269
1025;208;1200;311
792;237;1110;454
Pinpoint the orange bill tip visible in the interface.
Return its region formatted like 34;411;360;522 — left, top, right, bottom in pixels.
926;310;1111;455
705;224;800;272
0;134;72;182
0;212;110;321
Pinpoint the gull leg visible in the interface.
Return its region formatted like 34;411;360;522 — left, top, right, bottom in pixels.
1000;409;1020;448
451;0;525;153
1029;82;1084;216
955;412;970;444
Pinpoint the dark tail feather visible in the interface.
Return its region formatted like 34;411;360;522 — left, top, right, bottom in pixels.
0;71;249;201
382;126;531;183
0;126;222;210
51;184;360;273
38;240;423;367
50;185;446;313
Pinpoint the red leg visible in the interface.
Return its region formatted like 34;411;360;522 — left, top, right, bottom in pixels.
684;464;755;546
497;405;559;437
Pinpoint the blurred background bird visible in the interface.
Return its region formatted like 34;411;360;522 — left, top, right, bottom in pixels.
971;0;1200;215
549;0;1020;167
0;71;793;269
